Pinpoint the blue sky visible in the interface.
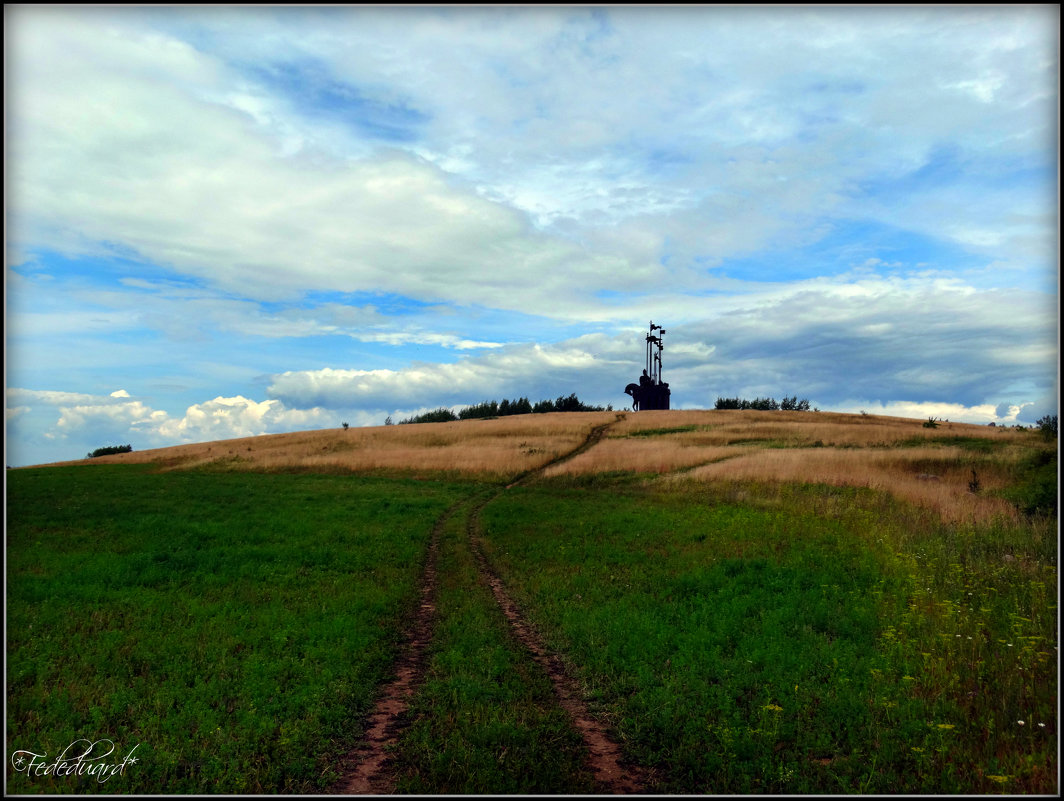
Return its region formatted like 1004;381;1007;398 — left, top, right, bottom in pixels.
5;5;1059;466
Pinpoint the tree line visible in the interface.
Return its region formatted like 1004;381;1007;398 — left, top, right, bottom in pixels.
396;393;610;425
714;396;812;411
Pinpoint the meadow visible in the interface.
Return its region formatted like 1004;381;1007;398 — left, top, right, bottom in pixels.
6;466;470;792
5;410;1057;793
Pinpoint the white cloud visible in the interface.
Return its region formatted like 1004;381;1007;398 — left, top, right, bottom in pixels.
6;406;31;422
149;396;335;442
7;389;117;406
8;6;1056;322
7;9;639;316
265;275;1058;415
267;334;631;409
4;6;1057;466
832;400;1029;426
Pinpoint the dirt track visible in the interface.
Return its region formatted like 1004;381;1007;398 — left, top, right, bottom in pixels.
330;416;648;794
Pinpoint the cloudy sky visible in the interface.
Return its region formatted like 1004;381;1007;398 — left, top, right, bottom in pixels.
5;5;1059;467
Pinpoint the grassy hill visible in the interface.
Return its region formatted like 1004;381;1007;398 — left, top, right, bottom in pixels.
7;410;1057;793
68;409;1050;525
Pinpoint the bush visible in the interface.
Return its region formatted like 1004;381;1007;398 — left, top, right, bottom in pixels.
1001;448;1058;518
87;444;133;458
1036;414;1057;441
714;395;810;411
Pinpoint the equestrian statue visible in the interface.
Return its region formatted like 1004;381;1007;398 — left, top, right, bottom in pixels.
624;321;671;410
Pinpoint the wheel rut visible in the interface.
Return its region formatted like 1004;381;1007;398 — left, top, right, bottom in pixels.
329;500;461;794
334;416;646;794
471;417;650;794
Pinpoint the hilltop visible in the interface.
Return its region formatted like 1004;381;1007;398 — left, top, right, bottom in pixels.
60;409;1050;525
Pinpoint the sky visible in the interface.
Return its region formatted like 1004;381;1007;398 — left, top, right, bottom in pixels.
4;4;1060;467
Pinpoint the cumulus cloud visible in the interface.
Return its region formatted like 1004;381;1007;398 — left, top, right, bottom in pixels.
5;388;337;463
267;277;1058;416
267;334;630;410
830;400;1029;426
148;396;335;441
5;6;1056;467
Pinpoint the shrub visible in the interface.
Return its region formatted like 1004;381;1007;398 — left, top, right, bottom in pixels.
87;444;133;458
715;395;810;411
1036;414;1057;441
1001;448;1058;518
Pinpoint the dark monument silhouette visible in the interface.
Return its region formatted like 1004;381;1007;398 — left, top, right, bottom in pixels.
624;321;671;410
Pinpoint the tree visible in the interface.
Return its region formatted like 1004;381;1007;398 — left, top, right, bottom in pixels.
88;444;133;458
1036;414;1058;441
398;408;458;424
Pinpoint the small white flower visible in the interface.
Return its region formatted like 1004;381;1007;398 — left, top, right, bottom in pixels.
1018;720;1025;726
1039;723;1046;728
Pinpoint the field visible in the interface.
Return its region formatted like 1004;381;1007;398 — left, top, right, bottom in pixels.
5;410;1058;794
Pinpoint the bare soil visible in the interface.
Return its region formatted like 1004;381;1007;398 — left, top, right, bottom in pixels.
467;500;650;794
474;417;651;793
328;502;457;794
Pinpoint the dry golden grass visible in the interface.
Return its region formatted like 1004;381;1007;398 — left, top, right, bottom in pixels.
610;408;1024;448
681;446;1022;525
64;409;1041;524
543;410;1034;524
540;439;752;477
75;412;619;478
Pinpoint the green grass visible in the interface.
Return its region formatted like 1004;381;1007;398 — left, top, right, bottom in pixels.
896;435;1009;453
478;477;1058;794
6;465;471;793
626;425;700;437
6;445;1057;795
390;494;596;793
998;447;1059;518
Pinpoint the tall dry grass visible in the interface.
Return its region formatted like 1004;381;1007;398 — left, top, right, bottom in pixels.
544;411;1035;524
79;412;619;478
69;409;1042;523
611;408;1027;448
540;439;753;477
682;446;1022;525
